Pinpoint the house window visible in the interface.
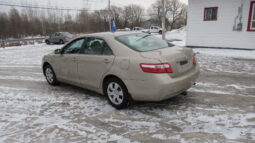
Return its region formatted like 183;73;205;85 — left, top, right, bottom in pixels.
204;7;218;21
248;1;255;31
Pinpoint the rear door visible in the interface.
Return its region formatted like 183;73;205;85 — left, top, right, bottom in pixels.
150;26;157;33
154;26;159;33
77;37;115;89
49;33;56;43
50;33;59;43
55;33;61;43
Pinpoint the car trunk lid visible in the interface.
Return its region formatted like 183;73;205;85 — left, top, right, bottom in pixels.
140;46;194;77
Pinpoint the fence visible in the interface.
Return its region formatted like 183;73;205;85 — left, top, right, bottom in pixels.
0;37;46;48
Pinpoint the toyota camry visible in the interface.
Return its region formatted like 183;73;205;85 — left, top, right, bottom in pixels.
42;32;200;109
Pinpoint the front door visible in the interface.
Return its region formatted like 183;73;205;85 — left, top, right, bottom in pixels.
55;38;85;84
77;37;115;89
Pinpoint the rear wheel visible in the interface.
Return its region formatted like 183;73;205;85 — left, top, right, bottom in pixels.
44;65;59;85
159;30;162;34
104;78;130;109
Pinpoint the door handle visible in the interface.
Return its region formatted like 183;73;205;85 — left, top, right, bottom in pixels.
104;59;110;64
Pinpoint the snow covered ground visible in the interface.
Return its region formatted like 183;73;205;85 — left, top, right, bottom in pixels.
0;40;255;142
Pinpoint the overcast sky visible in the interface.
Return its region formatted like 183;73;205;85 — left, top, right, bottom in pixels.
0;0;188;12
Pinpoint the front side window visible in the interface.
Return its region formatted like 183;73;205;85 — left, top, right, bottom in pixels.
62;38;85;54
115;33;168;52
204;7;218;21
248;1;255;31
83;37;113;55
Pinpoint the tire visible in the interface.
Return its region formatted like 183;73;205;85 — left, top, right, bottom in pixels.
44;64;59;86
104;78;130;109
45;40;50;45
159;30;162;34
59;39;65;44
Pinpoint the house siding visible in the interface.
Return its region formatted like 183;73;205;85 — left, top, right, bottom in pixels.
187;0;255;49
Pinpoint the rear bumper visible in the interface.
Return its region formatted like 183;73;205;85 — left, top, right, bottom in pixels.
124;66;200;101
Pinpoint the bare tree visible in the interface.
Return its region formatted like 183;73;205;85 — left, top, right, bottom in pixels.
9;8;22;38
149;0;187;30
110;6;124;28
147;0;162;26
123;4;144;28
166;0;187;30
0;12;9;39
0;3;145;39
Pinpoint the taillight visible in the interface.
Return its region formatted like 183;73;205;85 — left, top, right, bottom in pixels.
140;63;173;73
64;36;68;39
192;54;197;65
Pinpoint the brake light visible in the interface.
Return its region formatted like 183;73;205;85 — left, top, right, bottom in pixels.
64;36;68;39
192;54;197;65
140;63;173;73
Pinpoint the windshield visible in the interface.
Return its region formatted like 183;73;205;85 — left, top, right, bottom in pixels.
115;33;168;52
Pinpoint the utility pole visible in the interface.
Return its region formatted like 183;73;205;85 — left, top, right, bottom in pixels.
108;0;111;32
162;0;166;40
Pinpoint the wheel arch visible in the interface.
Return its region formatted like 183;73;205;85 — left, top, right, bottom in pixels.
102;74;130;95
42;62;51;76
102;74;124;89
102;74;134;104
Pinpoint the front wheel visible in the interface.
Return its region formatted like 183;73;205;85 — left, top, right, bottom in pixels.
45;40;50;45
44;65;59;85
159;30;162;34
104;78;130;109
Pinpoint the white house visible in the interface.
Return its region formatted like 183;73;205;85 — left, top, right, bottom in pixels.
187;0;255;49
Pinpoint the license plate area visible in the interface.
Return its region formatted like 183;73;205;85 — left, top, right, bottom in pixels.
176;60;192;74
180;60;188;66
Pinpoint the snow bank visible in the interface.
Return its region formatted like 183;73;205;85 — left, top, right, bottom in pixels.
165;27;186;46
194;48;255;59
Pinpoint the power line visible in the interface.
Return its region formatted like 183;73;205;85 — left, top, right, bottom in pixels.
0;3;107;11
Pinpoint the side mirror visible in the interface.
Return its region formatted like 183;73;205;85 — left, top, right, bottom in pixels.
54;49;62;54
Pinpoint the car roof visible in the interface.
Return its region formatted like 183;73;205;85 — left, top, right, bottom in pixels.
78;32;147;39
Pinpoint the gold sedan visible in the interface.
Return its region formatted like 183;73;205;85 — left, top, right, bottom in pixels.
42;32;200;109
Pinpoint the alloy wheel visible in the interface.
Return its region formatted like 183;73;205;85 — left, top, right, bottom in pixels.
107;82;124;105
45;67;54;83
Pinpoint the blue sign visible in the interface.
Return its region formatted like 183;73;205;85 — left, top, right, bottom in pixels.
111;19;117;33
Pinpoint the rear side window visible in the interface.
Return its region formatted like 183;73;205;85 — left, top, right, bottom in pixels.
115;33;168;52
82;37;113;55
55;33;60;37
63;32;74;37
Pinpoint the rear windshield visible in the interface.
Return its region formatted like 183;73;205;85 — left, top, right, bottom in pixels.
115;33;168;52
62;32;73;37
